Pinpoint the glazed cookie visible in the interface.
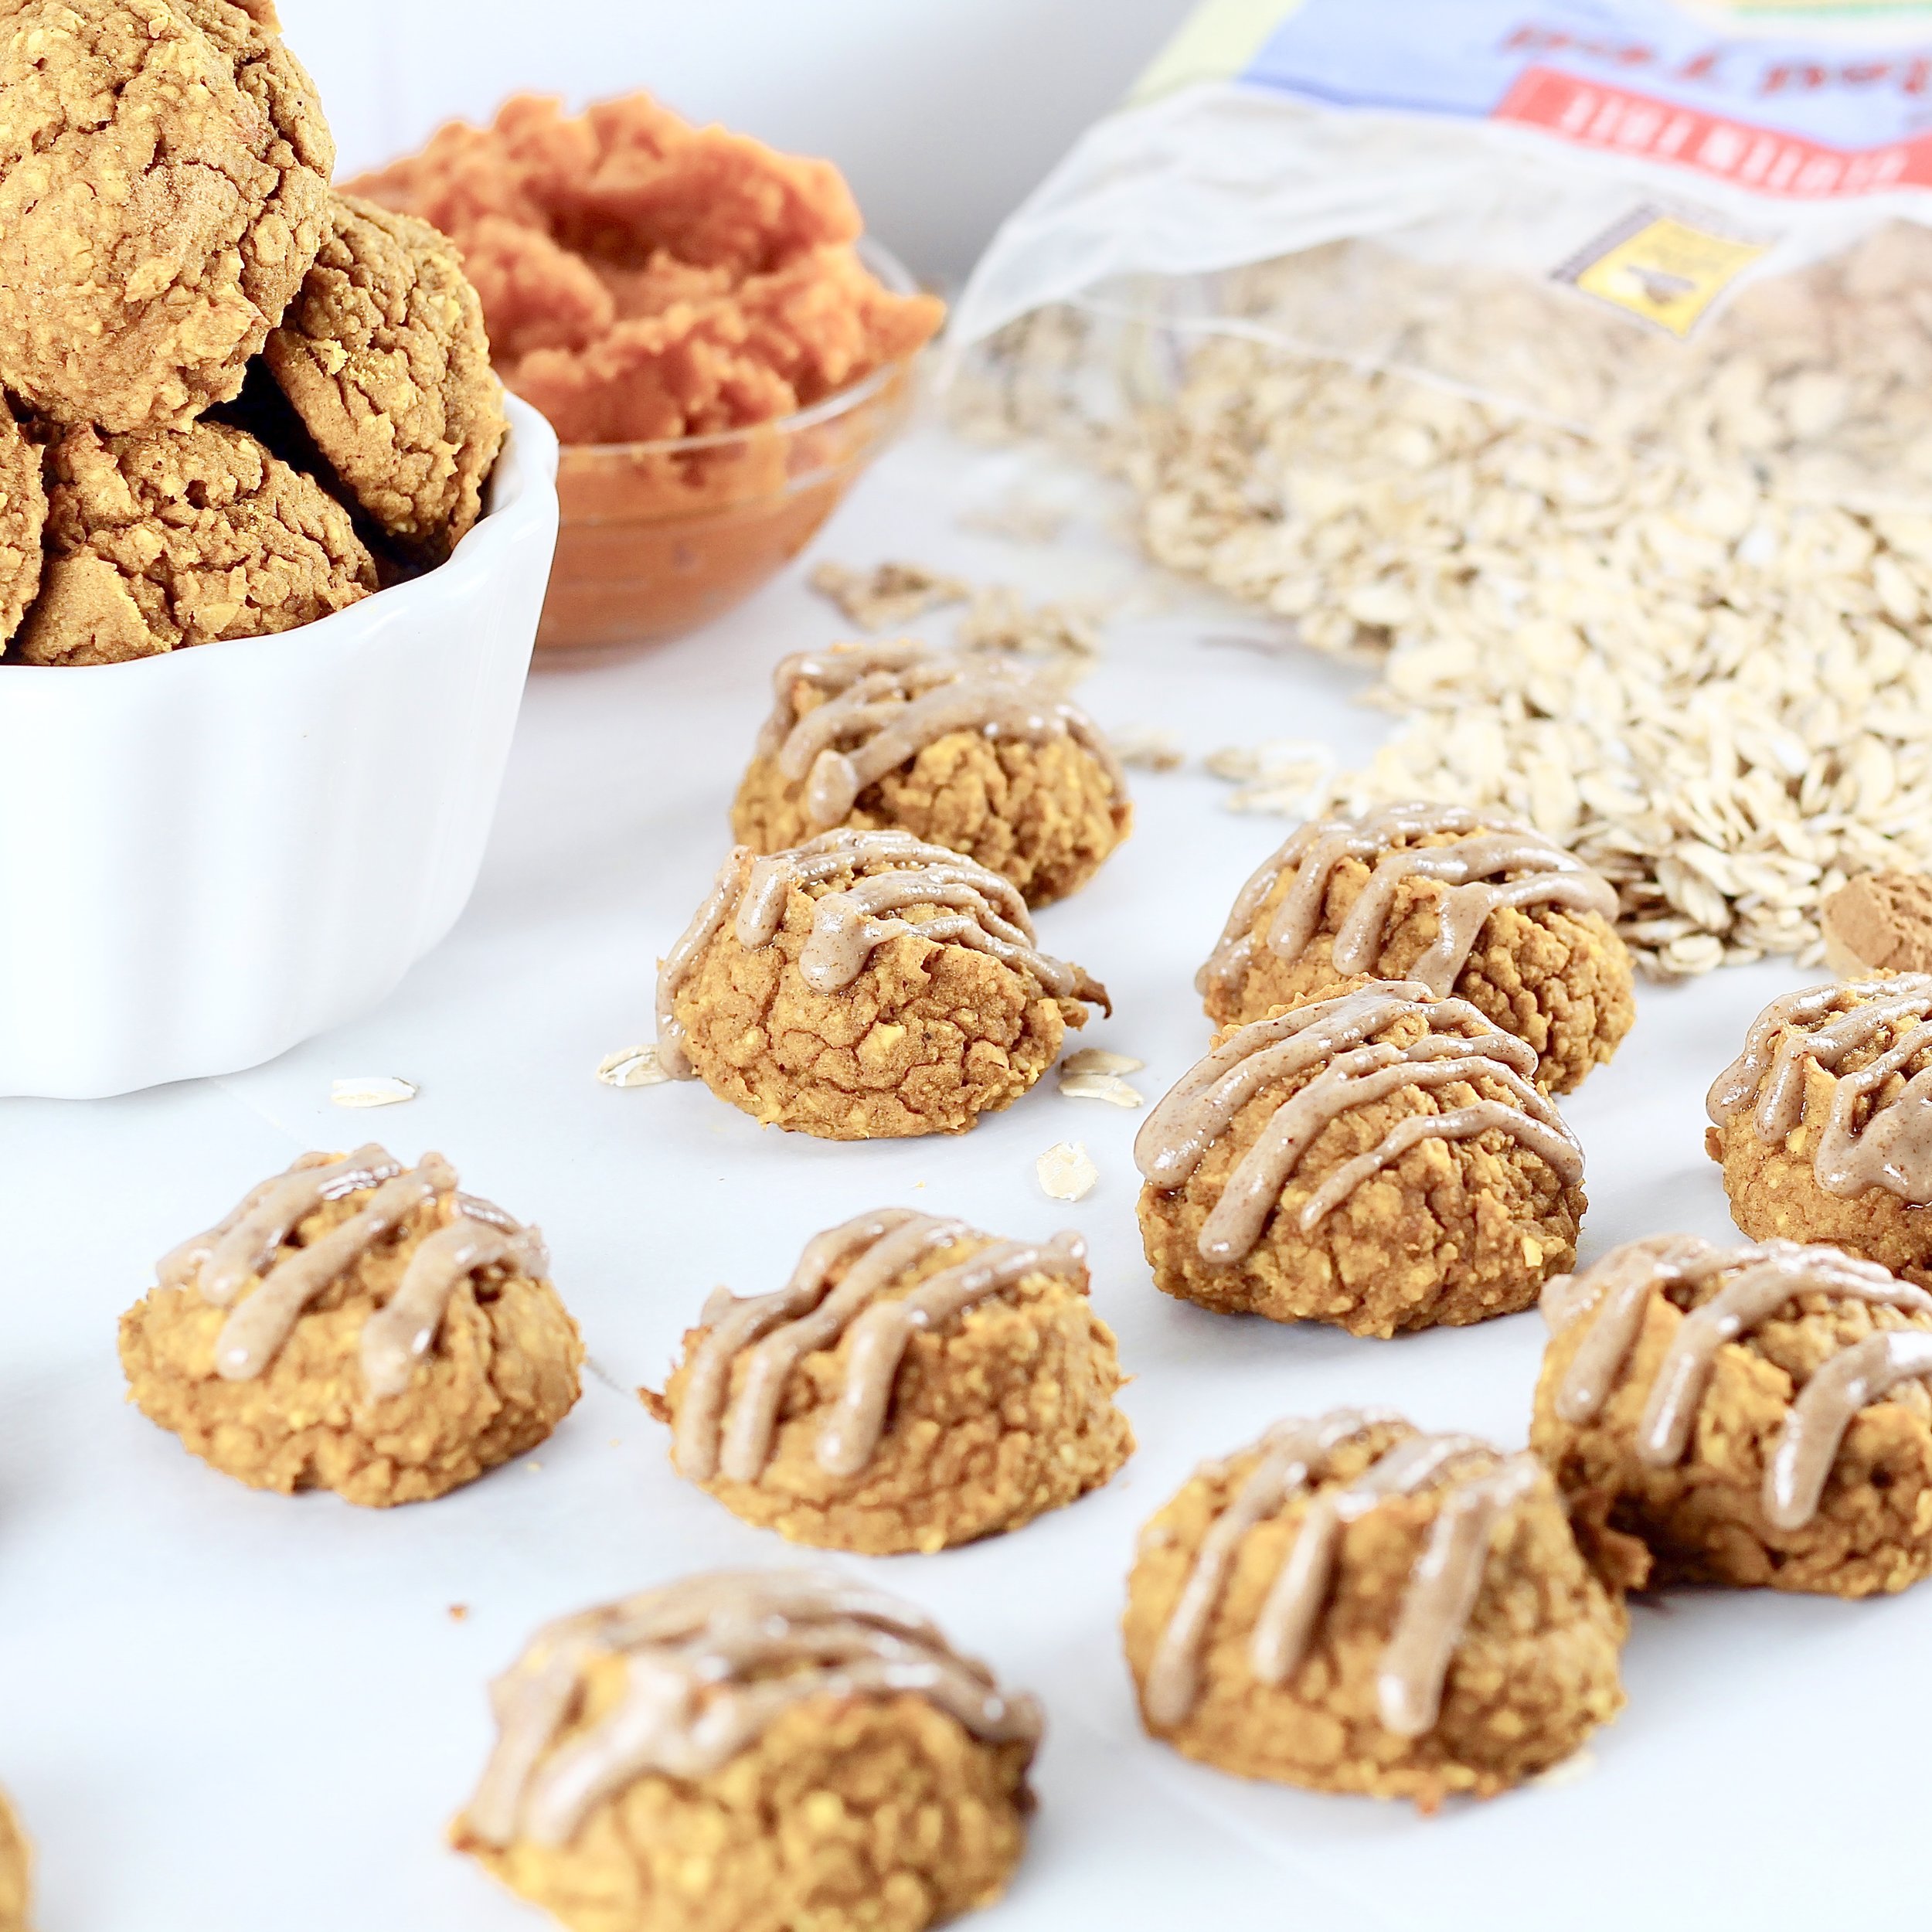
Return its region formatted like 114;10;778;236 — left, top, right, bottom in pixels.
0;1789;27;1932
1534;1234;1932;1597
1707;975;1932;1282
642;1208;1133;1553
120;1145;583;1505
1123;1410;1625;1804
730;640;1131;906
1135;981;1586;1336
656;830;1109;1139
453;1570;1040;1932
1199;803;1632;1094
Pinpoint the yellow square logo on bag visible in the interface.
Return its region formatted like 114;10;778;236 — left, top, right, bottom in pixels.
1557;210;1771;338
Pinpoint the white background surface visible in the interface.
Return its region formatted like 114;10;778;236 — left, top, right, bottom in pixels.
4;413;1915;1932
277;0;1193;281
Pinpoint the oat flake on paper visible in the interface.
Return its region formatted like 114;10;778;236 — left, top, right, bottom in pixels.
960;226;1932;979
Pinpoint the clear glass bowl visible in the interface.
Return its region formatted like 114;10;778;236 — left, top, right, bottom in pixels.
533;239;924;653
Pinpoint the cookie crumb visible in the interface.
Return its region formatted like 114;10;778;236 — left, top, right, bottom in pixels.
1820;870;1932;977
330;1075;417;1107
1038;1141;1098;1201
448;1604;470;1622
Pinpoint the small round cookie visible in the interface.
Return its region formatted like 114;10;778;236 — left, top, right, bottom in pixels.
730;641;1131;906
643;1208;1133;1553
0;408;45;651
1707;974;1932;1283
0;0;334;430
119;1145;583;1506
1135;980;1586;1336
656;829;1109;1139
1199;802;1632;1094
1533;1233;1932;1597
0;1788;28;1932
453;1570;1040;1932
266;192;507;563
1124;1410;1626;1805
12;420;375;665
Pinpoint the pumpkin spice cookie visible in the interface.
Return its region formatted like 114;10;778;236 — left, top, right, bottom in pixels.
1199;803;1632;1094
0;407;43;651
0;0;334;431
1135;980;1586;1336
12;420;375;665
120;1145;583;1506
0;1789;27;1932
730;640;1131;906
1707;975;1932;1282
642;1208;1132;1553
265;191;506;564
656;829;1109;1139
452;1570;1040;1932
1123;1410;1626;1805
1535;1234;1932;1597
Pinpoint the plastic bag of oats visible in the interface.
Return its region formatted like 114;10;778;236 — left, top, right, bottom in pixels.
949;0;1932;978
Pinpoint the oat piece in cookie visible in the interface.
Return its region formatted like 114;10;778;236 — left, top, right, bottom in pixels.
732;640;1132;906
1199;801;1634;1094
12;420;375;665
266;192;506;563
0;407;44;649
1136;981;1587;1336
452;1570;1039;1932
1706;975;1932;1283
0;0;333;431
119;1145;583;1506
642;1209;1132;1554
1820;871;1932;978
1124;1410;1626;1806
1535;1234;1932;1597
0;1789;27;1932
657;831;1109;1140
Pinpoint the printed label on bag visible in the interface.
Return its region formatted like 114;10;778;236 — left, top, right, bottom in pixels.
1553;204;1772;332
1240;0;1932;198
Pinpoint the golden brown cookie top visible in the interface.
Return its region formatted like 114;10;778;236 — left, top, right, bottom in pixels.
1541;1233;1932;1530
754;638;1128;835
157;1145;546;1393
1138;1411;1546;1738
1135;981;1583;1264
655;830;1109;1078
0;0;333;430
1199;802;1620;1006
459;1570;1043;1850
12;420;374;665
265;192;505;562
665;1208;1087;1484
1821;873;1932;978
1708;975;1932;1203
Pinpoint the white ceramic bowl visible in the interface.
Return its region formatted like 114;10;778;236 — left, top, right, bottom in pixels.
0;394;560;1099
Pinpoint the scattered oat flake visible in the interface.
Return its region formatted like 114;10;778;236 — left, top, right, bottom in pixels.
597;1045;670;1088
1060;1071;1144;1107
1061;1048;1145;1077
1531;1749;1597;1790
809;560;968;631
1111;725;1185;771
331;1075;417;1108
526;1461;543;1473
1037;1140;1099;1201
956;490;1069;544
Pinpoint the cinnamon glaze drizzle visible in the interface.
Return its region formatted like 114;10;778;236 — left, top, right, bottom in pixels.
673;1209;1087;1483
656;829;1107;1078
1134;982;1583;1261
157;1147;546;1394
1708;975;1932;1202
756;640;1128;831
1198;803;1619;1003
1142;1413;1542;1739
463;1571;1041;1850
1542;1235;1932;1530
